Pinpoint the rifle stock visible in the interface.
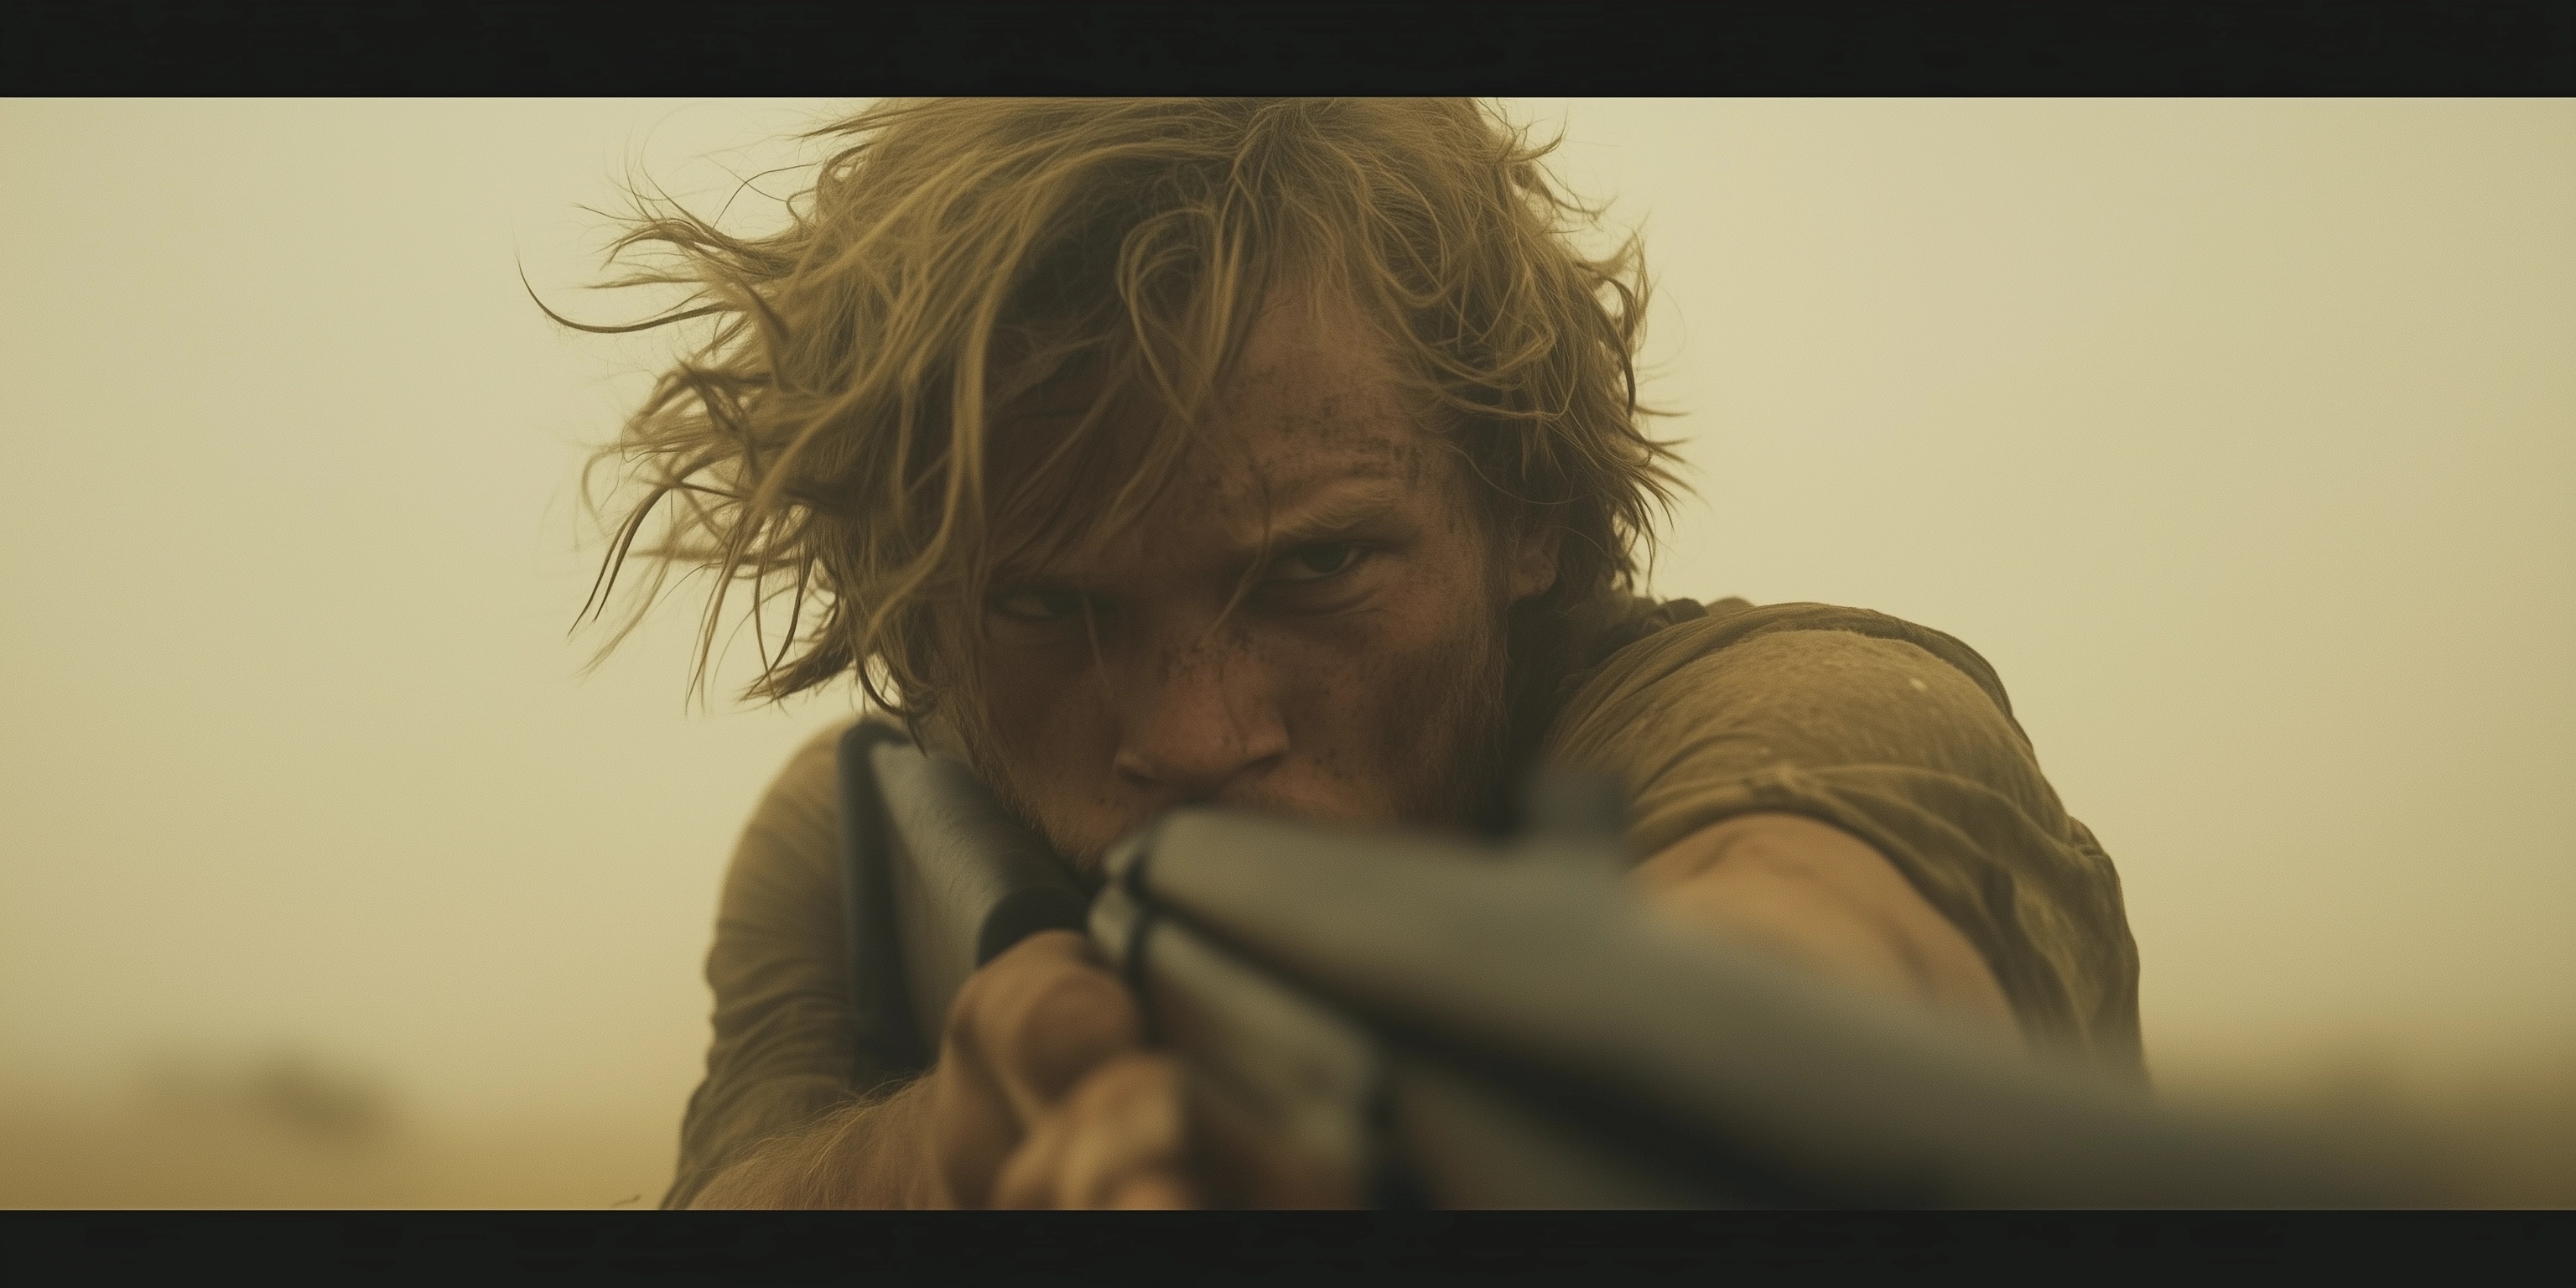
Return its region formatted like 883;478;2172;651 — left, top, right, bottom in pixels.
837;721;1088;1078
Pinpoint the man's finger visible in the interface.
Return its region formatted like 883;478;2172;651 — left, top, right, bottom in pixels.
989;1053;1195;1209
937;930;1150;1207
1055;1055;1191;1209
987;1101;1075;1209
929;1048;1023;1209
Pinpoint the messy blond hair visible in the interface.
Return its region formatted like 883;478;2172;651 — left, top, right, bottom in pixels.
566;98;1680;726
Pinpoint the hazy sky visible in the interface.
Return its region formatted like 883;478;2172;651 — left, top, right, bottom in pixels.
1;99;2568;1126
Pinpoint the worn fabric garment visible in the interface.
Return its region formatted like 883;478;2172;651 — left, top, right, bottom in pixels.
660;596;2142;1208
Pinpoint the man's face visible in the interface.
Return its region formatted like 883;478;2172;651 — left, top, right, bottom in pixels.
961;296;1556;873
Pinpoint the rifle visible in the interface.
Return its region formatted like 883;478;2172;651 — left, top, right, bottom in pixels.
838;720;2407;1208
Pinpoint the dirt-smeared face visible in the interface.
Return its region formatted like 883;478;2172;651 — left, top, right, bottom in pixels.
960;297;1557;874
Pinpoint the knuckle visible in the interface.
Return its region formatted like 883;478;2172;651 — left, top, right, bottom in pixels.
944;932;1145;1102
945;931;1096;1050
1009;973;1141;1083
1072;1052;1176;1114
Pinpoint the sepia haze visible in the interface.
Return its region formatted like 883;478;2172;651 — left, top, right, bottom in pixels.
0;98;2568;1207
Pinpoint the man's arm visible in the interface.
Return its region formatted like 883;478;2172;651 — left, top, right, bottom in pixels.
690;1077;938;1208
1632;812;2019;1038
1547;620;2144;1064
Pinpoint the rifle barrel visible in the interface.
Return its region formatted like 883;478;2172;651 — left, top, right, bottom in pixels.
1105;808;2412;1208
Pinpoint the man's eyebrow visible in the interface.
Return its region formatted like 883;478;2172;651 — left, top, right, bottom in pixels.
990;475;1413;588
1252;477;1411;548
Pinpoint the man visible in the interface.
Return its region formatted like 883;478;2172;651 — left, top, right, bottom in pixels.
576;98;2141;1209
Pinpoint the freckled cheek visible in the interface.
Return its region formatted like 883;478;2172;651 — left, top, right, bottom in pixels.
979;641;1118;758
1264;636;1349;745
1272;596;1469;757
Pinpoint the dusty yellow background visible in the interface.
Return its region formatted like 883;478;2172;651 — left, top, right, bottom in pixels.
2;99;2568;1207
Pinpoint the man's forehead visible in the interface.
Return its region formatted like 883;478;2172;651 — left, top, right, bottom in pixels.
990;372;1425;497
984;288;1452;574
1195;387;1426;500
1003;440;1426;580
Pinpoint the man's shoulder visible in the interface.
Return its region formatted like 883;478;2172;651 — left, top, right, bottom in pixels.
740;715;871;850
1551;598;2139;1068
1555;596;2023;740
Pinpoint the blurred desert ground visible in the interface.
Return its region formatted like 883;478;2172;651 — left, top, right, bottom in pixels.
0;99;2568;1207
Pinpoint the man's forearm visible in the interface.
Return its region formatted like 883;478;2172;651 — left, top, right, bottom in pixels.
1633;812;2018;1036
690;1075;941;1209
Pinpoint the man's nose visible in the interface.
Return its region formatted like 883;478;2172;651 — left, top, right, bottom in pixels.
1110;641;1288;801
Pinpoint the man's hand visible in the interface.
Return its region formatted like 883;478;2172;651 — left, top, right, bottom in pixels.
933;929;1197;1208
695;928;1195;1209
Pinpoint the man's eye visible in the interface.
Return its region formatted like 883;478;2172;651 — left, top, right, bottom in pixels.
1267;542;1366;584
993;588;1087;621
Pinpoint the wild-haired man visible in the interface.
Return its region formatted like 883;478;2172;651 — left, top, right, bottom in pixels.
577;98;2140;1209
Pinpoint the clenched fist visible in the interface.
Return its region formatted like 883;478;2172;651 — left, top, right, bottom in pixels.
691;929;1197;1208
931;930;1198;1208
